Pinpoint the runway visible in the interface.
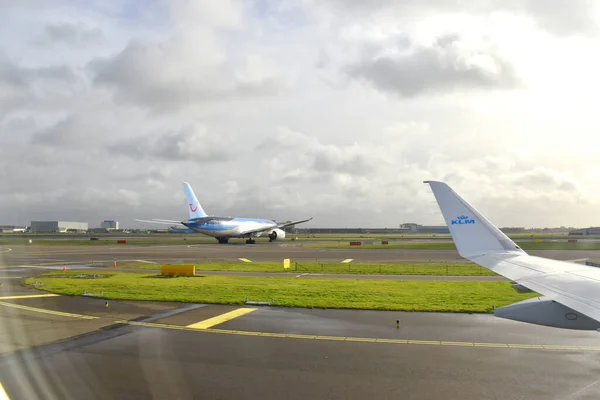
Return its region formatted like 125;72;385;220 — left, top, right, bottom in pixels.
3;242;599;266
1;244;600;398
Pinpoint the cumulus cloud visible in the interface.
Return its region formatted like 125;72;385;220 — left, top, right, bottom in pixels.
345;34;519;97
316;0;599;36
0;54;76;115
88;43;288;111
257;127;388;178
1;0;599;228
35;22;103;47
108;124;235;163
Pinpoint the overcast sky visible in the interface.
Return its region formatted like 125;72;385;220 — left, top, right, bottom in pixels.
1;0;599;229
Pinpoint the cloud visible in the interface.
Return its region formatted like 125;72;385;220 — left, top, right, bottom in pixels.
31;115;101;147
1;0;599;229
316;0;599;36
0;54;76;116
345;34;520;97
109;124;235;163
88;42;288;111
35;22;103;47
257;127;387;179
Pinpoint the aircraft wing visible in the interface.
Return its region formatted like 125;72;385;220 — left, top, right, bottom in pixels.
238;217;313;236
135;219;184;225
277;217;313;229
425;180;600;324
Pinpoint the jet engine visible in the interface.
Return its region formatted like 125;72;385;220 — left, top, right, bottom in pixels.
268;228;286;242
494;296;600;330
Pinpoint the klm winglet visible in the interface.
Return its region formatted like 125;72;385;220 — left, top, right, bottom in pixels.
425;181;524;258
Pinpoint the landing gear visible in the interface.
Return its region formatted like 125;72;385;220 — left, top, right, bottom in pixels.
245;238;256;244
217;238;229;244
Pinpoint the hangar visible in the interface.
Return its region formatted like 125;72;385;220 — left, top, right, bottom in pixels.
30;221;88;233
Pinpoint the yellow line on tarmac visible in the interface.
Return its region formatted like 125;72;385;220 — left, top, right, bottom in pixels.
115;320;600;353
0;248;11;253
0;294;60;300
0;380;11;400
238;258;252;263
0;301;99;320
186;308;257;330
341;259;353;263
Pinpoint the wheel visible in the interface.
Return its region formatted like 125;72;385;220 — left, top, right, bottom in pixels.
245;239;256;244
217;238;229;244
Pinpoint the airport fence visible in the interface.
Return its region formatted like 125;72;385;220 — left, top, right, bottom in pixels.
291;262;492;276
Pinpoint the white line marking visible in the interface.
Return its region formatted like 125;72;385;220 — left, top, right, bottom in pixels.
295;273;309;278
0;380;10;400
135;259;158;264
561;377;600;400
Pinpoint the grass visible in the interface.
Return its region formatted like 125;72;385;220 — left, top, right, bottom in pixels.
25;271;536;313
303;241;600;251
122;262;496;276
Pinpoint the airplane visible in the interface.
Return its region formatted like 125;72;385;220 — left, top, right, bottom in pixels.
137;182;312;244
425;180;600;330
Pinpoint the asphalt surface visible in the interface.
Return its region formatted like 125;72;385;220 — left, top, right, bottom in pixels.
3;242;600;265
1;244;600;399
0;302;600;399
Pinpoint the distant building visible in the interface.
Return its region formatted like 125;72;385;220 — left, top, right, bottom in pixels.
569;227;600;235
31;221;88;233
400;223;449;234
499;227;525;234
101;220;119;230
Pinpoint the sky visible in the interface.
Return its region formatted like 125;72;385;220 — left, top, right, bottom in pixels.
1;0;599;229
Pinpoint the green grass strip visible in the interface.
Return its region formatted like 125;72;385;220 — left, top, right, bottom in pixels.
26;271;536;313
122;262;496;276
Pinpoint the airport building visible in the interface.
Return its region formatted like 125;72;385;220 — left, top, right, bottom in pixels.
399;223;449;234
569;227;600;235
30;221;88;233
299;224;527;235
101;220;119;230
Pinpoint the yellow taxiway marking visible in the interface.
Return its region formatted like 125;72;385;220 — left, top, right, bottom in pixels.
0;294;60;300
0;301;99;320
186;308;257;330
238;258;252;263
0;248;11;253
341;259;353;263
115;320;600;352
0;381;11;400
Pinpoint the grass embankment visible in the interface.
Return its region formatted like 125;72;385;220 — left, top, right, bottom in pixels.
26;271;536;313
123;262;496;276
303;241;600;251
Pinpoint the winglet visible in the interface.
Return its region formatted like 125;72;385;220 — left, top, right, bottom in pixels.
183;182;207;219
425;181;525;258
